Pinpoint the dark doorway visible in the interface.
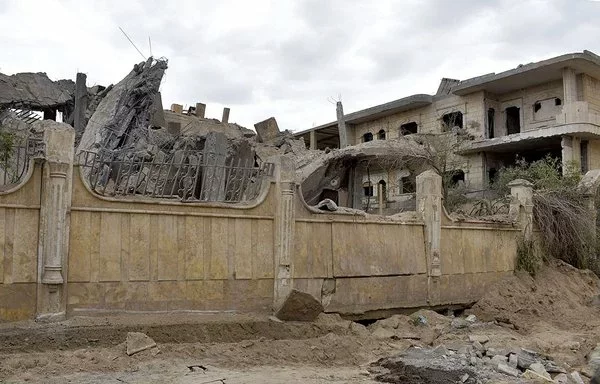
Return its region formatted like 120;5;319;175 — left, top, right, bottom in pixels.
363;132;373;142
506;106;520;135
487;108;495;138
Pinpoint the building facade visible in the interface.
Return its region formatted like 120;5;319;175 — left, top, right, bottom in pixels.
294;51;600;213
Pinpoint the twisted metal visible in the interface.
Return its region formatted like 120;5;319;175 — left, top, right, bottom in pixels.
77;148;274;203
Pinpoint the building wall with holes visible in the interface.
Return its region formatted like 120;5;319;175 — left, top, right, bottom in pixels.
485;80;564;136
351;91;487;144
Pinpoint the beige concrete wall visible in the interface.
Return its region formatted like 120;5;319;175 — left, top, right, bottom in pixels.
582;74;600;114
1;158;523;321
0;164;42;321
292;190;519;315
66;166;276;314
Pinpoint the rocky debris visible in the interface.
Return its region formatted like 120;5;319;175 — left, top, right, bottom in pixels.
529;362;552;380
554;373;569;384
497;363;520;377
349;322;370;337
371;327;396;340
297;139;429;206
275;289;323;322
570;371;585;384
522;369;553;382
316;198;338;211
468;335;489;344
125;332;157;356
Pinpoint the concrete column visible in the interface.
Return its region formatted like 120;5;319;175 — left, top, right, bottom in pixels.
561;135;575;175
73;73;88;138
508;179;534;240
336;101;348;148
222;107;230;124
378;183;384;215
273;156;296;310
309;130;317;150
563;67;578;104
416;170;442;278
195;103;206;118
37;122;75;321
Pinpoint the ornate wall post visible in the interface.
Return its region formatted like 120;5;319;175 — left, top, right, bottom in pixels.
36;122;75;321
273;156;296;310
508;179;534;241
416;171;443;305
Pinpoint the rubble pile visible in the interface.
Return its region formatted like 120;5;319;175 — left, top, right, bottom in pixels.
77;57;168;153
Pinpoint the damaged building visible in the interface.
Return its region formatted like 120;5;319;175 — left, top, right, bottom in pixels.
294;50;600;214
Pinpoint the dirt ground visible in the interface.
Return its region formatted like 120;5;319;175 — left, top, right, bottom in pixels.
1;260;600;383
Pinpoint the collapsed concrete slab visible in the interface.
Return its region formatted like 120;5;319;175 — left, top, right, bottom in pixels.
275;289;323;322
77;58;168;153
0;72;74;109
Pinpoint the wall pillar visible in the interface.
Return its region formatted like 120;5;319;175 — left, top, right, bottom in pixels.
561;135;580;174
273;156;296;310
36;122;75;321
336;101;348;148
508;179;534;240
416;171;442;304
309;130;317;150
562;67;578;105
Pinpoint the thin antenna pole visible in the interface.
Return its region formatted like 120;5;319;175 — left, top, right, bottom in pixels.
118;26;147;60
149;36;153;57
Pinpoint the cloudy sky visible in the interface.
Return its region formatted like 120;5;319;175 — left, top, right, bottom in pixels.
1;0;599;132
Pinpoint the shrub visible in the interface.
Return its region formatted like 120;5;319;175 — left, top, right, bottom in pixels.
515;236;541;276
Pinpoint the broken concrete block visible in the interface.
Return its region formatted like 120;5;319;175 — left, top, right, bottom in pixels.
274;289;323;322
171;103;183;114
554;373;569;384
126;332;157;356
496;363;520;377
490;355;508;366
570;372;585;384
468;334;489;344
316;199;338;211
517;348;541;369
522;369;553;383
508;353;518;369
350;322;370;337
529;362;552;380
371;327;396;339
254;117;280;143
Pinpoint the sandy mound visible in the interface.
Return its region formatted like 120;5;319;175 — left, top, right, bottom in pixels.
469;259;600;332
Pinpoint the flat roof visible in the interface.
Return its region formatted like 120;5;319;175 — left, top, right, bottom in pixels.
453;50;600;95
294;94;432;137
297;50;600;137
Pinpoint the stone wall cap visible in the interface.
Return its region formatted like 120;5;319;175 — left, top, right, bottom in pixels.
507;179;534;187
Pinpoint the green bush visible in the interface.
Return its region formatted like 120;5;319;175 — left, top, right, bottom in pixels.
0;130;14;163
515;236;541;276
491;155;580;195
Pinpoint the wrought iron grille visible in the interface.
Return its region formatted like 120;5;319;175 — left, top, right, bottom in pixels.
77;149;275;203
0;136;44;187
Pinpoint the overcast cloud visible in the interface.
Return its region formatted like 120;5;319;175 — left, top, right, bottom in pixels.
1;0;599;131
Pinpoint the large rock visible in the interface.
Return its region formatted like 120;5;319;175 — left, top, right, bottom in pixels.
126;332;157;356
275;289;323;322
